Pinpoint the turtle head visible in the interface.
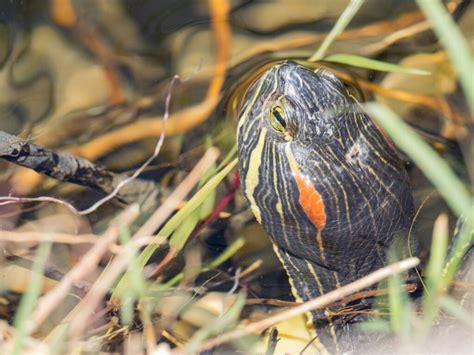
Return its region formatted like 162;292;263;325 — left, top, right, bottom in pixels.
237;61;413;270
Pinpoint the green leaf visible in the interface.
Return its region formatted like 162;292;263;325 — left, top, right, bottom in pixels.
309;0;365;62
324;54;431;75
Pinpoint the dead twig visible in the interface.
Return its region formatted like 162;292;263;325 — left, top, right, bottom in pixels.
245;283;418;308
193;257;420;353
146;246;178;279
245;299;301;307
0;132;158;215
362;21;432;55
0;196;82;215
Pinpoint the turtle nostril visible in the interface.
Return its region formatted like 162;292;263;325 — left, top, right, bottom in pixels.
350;145;359;159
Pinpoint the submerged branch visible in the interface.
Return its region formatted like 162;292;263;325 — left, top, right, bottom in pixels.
0;130;155;205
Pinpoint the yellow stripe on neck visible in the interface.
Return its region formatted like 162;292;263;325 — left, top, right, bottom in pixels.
244;128;267;223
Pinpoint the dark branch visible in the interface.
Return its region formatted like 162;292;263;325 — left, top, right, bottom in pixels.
0;130;157;205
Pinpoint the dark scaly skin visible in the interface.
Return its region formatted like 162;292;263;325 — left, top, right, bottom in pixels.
237;61;414;353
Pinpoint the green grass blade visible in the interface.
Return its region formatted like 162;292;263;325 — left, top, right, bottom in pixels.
112;158;238;299
198;157;217;219
365;103;472;218
169;209;200;250
119;226;147;295
324;54;431;75
440;295;472;326
420;214;449;335
163;237;245;288
424;214;449;291
153;158;237;251
441;219;473;290
118;226;149;325
359;318;391;333
120;292;135;326
171;153;218;249
367;103;473;340
386;249;411;339
12;242;52;355
308;0;365;62
186;292;246;353
387;271;403;334
416;0;474;112
204;237;245;271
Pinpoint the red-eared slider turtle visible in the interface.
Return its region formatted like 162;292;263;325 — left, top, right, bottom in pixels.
237;60;415;353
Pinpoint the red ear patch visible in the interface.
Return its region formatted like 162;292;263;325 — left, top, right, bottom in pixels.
294;174;326;230
285;145;327;230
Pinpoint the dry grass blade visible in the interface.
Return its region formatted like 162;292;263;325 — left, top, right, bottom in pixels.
0;231;98;244
62;234;167;341
193;257;420;353
27;204;140;334
43;234;163;344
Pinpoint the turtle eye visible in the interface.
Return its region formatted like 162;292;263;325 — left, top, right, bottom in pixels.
269;106;287;133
